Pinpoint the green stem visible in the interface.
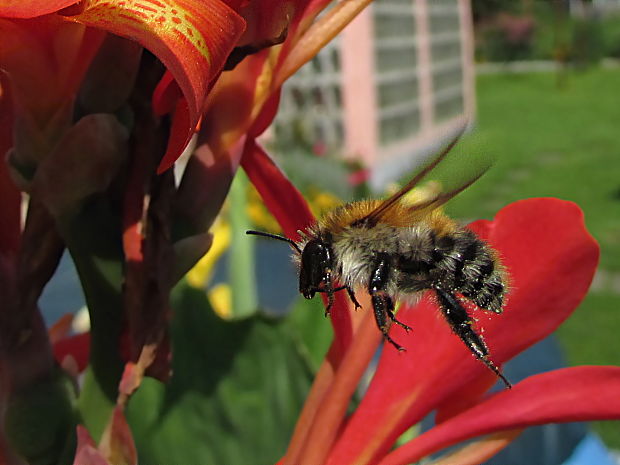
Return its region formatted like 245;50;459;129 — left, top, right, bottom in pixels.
228;170;258;318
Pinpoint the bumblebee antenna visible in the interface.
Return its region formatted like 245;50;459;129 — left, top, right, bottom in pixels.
246;230;302;254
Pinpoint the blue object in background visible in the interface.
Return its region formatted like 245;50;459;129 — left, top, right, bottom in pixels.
39;252;85;327
563;434;617;465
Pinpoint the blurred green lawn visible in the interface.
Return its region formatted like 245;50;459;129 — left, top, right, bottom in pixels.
440;67;620;448
446;68;620;270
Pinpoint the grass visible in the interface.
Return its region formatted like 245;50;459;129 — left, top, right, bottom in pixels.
445;68;620;270
436;67;620;448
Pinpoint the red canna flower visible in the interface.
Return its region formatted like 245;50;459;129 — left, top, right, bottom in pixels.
245;148;620;465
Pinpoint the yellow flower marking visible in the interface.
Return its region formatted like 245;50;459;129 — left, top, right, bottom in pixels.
77;0;211;63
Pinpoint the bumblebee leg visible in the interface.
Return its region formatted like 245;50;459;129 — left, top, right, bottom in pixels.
347;287;362;310
313;285;362;310
324;270;335;316
371;294;405;351
385;297;412;332
435;288;511;389
368;253;405;351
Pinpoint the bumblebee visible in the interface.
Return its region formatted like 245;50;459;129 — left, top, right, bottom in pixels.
247;135;511;388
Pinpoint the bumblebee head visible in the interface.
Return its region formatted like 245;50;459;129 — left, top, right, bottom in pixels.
245;230;333;300
299;239;333;299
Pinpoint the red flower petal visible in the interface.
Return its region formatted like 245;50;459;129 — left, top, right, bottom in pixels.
412;430;522;465
0;1;79;18
0;16;103;124
67;0;246;168
151;70;181;116
379;366;620;465
326;198;599;465
156;97;190;173
241;138;314;240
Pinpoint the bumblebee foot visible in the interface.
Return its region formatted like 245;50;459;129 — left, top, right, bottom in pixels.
347;287;362;310
384;334;406;352
386;307;412;332
392;318;412;332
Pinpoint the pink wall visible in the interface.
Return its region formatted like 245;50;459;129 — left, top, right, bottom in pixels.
341;9;378;168
340;0;476;188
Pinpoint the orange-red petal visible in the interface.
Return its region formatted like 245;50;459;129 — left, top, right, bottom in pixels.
0;0;79;18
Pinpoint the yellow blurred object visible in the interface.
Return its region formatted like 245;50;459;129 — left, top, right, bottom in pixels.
307;188;340;218
247;184;282;233
186;219;231;288
209;283;232;319
401;181;442;207
246;183;343;234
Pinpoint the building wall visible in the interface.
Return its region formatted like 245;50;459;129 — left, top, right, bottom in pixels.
274;0;476;191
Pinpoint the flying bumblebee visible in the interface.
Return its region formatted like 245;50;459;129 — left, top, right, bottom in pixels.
247;134;511;388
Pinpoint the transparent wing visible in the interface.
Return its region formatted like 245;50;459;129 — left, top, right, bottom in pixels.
360;125;489;225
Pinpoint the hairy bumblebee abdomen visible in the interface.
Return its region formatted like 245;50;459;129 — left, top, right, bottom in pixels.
397;228;506;312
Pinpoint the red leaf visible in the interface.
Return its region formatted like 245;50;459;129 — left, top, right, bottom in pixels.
379;366;620;465
326;198;599;465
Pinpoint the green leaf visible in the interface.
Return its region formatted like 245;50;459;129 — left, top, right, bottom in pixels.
4;366;78;465
126;284;314;465
286;295;334;372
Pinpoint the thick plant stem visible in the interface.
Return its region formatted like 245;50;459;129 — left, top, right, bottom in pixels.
228;170;258;318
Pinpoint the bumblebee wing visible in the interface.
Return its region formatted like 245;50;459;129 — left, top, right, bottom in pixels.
360;127;465;226
403;168;487;214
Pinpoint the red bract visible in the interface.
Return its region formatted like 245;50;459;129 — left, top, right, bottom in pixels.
247;153;618;465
